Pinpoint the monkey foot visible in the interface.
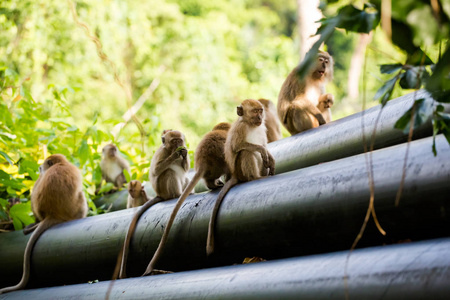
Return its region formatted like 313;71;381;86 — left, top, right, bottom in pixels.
149;269;174;275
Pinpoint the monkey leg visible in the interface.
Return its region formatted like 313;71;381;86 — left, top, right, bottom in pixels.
285;100;326;135
156;170;183;200
115;173;127;188
235;150;262;182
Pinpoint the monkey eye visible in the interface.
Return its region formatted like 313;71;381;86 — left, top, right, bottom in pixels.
47;160;54;167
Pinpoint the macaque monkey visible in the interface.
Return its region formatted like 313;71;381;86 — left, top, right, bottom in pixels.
100;143;130;188
144;122;231;275
127;180;149;209
206;99;275;255
258;99;282;143
277;51;334;135
113;130;189;280
0;154;88;294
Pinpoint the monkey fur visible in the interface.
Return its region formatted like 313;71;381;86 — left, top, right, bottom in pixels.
0;154;88;294
206;99;275;255
277;51;334;135
144;122;232;275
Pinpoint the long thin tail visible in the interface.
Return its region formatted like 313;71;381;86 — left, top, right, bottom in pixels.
143;171;203;276
115;197;164;280
206;177;238;256
106;197;164;300
0;218;59;294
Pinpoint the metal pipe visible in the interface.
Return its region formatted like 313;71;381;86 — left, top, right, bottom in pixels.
2;238;450;299
95;90;444;210
1;134;449;288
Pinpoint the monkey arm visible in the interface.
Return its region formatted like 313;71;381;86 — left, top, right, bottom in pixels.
267;152;275;175
152;152;181;177
116;157;131;174
235;142;269;164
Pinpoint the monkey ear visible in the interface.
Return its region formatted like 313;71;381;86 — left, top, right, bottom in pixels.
237;105;244;116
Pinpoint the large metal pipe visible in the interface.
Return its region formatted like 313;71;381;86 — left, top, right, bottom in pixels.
2;238;450;300
95;90;444;211
1;135;449;288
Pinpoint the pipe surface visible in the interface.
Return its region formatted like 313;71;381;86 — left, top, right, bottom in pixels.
2;238;450;299
0;135;449;288
95;90;445;211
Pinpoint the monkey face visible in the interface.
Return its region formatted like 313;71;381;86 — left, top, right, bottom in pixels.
238;99;265;127
102;144;117;158
313;52;334;80
163;131;186;152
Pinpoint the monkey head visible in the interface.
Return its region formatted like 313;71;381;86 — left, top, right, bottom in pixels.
212;122;231;132
128;180;143;198
41;154;69;172
161;130;186;152
102;144;118;158
237;99;265;127
312;51;334;81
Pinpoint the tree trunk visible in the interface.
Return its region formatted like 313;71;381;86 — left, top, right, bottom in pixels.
347;33;372;100
296;0;322;60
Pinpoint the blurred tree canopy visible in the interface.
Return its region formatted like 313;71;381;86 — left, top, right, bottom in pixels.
1;0;448;230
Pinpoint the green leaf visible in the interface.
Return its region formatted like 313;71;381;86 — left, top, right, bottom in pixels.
0;151;14;165
394;98;433;133
373;75;400;105
334;4;379;33
426;47;450;103
399;67;429;89
97;182;115;194
77;139;90;167
9;202;34;230
380;64;403;74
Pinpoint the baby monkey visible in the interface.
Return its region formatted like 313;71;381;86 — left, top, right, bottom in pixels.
127;180;149;209
278;51;334;135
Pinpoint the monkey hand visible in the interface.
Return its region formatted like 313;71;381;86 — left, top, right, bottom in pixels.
319;93;334;109
176;146;188;159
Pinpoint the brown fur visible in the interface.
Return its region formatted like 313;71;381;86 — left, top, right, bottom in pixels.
278;51;334;135
100;143;130;188
126;180;149;209
0;154;88;294
258;99;282;143
206;99;275;255
143;122;232;275
112;130;189;282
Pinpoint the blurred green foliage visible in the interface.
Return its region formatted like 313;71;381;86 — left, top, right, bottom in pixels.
0;0;448;230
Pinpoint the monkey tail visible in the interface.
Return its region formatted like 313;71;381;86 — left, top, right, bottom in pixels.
106;196;165;299
0;218;60;294
114;196;164;280
142;170;204;276
206;177;238;256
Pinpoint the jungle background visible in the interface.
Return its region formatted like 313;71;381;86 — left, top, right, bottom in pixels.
1;0;449;231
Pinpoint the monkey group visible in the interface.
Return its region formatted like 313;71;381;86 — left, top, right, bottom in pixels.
1;50;334;294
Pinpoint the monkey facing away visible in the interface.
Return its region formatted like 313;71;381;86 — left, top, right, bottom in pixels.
206;99;275;255
144;122;232;275
127;180;149;209
258;98;282;143
113;130;190;280
277;51;334;135
100;143;130;188
0;154;88;294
